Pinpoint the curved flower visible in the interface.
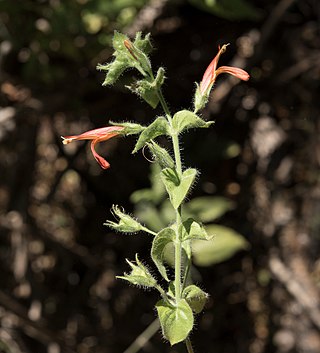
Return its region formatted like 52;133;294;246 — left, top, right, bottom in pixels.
199;44;250;95
62;126;124;169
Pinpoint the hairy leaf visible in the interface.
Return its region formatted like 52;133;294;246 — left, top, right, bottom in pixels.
151;228;175;281
133;117;169;153
183;285;208;313
172;110;213;134
179;218;211;241
161;168;198;209
156;299;194;345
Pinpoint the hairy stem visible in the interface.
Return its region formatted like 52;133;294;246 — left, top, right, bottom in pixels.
141;226;157;236
174;207;182;301
155;284;170;303
181;255;191;291
156;87;183;303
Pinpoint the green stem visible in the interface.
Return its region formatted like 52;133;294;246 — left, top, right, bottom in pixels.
171;132;182;176
155;284;170;303
156;86;183;303
181;255;191;291
174;207;182;302
141;226;157;236
185;338;195;353
152;70;195;353
158;89;171;120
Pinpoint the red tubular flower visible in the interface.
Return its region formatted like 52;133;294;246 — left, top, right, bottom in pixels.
62;126;124;169
199;44;249;95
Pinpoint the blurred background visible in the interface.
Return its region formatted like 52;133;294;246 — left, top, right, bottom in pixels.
0;0;320;352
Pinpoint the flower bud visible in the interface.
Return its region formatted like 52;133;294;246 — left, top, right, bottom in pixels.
117;254;157;288
146;141;175;169
104;205;143;233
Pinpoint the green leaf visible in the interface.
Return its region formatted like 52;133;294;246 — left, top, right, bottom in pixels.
161;168;198;209
133;117;169;153
151;228;175;281
179;218;211;241
128;77;159;108
97;32;131;86
97;56;127;86
123;37;151;74
154;67;165;84
112;31;150;72
172;110;214;134
184;196;234;223
192;225;249;266
183;285;208;314
156;299;194;345
112;31;129;52
134;32;153;54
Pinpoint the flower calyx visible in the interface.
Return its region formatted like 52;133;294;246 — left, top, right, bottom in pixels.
117;254;157;288
194;44;250;112
104;205;143;234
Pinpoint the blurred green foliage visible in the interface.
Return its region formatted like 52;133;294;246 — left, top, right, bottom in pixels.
0;0;148;85
131;163;248;266
188;0;261;20
0;0;261;86
192;225;249;266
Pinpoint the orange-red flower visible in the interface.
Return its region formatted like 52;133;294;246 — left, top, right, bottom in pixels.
200;44;249;95
62;126;124;169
